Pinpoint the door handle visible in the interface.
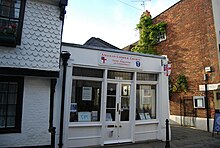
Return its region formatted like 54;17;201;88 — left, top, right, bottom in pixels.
117;103;119;112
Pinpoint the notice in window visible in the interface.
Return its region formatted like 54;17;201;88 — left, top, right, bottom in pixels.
197;99;203;107
78;112;91;122
82;87;92;101
70;103;77;112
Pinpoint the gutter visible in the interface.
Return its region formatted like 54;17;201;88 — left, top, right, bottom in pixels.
58;51;71;148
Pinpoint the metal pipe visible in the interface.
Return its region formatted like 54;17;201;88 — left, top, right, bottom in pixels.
49;79;57;148
58;52;70;148
204;74;209;132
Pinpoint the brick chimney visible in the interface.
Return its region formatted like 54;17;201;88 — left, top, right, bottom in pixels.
146;10;151;17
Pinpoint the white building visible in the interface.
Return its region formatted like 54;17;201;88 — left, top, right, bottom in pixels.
56;43;170;147
0;0;67;147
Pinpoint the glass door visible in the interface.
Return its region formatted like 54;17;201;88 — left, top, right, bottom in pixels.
104;82;131;144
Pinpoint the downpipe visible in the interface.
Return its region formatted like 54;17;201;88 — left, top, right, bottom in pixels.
58;51;70;148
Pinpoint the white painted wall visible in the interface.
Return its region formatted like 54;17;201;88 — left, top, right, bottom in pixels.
170;115;214;132
0;77;51;147
63;46;163;73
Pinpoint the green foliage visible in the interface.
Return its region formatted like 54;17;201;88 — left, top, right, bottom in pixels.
171;74;188;93
131;12;167;54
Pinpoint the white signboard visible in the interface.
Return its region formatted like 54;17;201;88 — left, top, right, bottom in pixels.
82;87;92;101
199;83;220;91
99;52;142;69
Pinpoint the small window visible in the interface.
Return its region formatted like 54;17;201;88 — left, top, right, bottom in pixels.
193;96;205;108
0;76;24;133
137;73;157;81
0;0;26;46
73;67;103;78
107;70;133;80
157;31;166;43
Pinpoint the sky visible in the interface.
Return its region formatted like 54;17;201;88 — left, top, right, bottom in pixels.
62;0;180;49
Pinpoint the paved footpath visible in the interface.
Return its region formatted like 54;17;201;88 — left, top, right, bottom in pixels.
90;124;220;148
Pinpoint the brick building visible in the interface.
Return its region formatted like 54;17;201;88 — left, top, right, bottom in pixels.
124;0;220;131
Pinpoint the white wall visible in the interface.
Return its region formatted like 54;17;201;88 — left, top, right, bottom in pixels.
0;77;51;147
170;115;214;132
63;46;163;73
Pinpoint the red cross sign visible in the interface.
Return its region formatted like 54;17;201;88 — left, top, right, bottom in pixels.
164;64;171;76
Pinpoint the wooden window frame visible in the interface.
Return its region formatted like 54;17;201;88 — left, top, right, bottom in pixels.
0;76;24;133
0;0;26;47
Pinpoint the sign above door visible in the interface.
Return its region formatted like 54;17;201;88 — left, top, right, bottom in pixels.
99;52;142;69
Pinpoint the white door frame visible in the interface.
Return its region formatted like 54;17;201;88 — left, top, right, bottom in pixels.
103;81;133;144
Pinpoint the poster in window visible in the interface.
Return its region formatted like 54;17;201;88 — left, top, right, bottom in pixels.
82;87;92;101
91;111;98;121
70;103;77;112
106;113;112;121
145;113;151;119
139;113;146;120
78;112;91;122
196;99;203;107
142;96;151;105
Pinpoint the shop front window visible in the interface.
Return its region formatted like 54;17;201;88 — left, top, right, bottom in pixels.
70;67;103;122
136;84;156;120
70;80;102;122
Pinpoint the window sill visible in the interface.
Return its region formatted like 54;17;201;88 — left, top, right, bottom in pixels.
69;122;102;127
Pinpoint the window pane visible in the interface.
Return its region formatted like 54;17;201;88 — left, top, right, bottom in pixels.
136;84;156;120
8;93;17;104
107;96;116;108
7;104;16;115
8;82;18;92
0;0;21;18
0;105;6;116
73;67;103;78
70;80;102;122
0;92;7;104
107;83;116;95
121;96;130;121
7;116;15;127
137;73;157;81
0;116;6;127
0;82;8;92
107;70;133;80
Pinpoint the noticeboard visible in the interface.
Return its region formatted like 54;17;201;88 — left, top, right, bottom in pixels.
213;113;220;132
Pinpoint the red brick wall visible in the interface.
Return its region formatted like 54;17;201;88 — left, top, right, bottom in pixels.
154;0;219;118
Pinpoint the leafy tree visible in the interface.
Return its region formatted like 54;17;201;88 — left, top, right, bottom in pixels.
132;11;166;54
171;74;188;93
